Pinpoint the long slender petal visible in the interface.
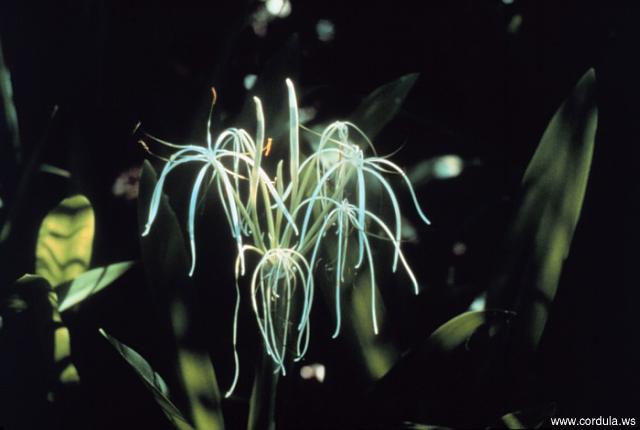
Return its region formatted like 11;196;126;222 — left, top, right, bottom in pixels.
187;165;211;276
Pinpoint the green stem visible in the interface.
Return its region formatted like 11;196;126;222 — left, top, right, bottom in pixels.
248;351;279;430
260;180;277;248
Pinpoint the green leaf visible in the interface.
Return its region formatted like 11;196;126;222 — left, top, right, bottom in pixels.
497;403;557;429
313;234;398;385
138;160;225;430
247;354;279;430
427;310;497;351
56;261;135;312
344;269;398;381
99;329;195;430
488;69;597;351
0;275;55;427
500;414;525;430
0;274;80;424
235;36;300;144
35;195;95;287
363;310;515;428
322;76;420;384
0;36;21;162
349;73;419;139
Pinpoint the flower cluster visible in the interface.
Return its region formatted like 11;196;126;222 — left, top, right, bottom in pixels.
143;79;430;396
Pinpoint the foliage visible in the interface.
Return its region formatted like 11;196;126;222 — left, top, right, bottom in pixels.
0;22;601;427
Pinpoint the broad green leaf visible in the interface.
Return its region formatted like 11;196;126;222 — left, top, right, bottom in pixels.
349;73;419;139
57;261;135;312
138;161;224;430
488;69;597;351
427;309;492;351
35;195;95;287
364;310;515;428
99;329;194;430
305;73;419;153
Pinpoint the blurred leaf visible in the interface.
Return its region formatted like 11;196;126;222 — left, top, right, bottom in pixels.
364;310;515;428
0;37;20;162
344;269;398;380
329;75;420;383
57;261;135;312
35;195;95;287
349;73;419;139
496;403;557;429
402;422;452;430
0;274;79;428
313;233;398;386
488;69;597;351
138;160;224;430
500;413;524;429
418;310;515;355
236;36;300;144
0;104;58;252
99;329;194;430
0;275;54;427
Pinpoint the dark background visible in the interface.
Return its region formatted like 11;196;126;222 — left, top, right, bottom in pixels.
1;0;639;428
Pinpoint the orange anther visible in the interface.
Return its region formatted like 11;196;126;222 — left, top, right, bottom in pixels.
264;137;273;156
211;87;218;106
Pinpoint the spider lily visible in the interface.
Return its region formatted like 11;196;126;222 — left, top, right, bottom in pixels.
142;79;432;400
142;98;297;277
249;247;313;370
225;245;313;397
298;121;431;277
294;196;422;339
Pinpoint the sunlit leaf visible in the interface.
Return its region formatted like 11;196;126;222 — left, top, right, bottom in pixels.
428;310;494;350
51;291;80;384
500;413;525;430
138;161;225;430
99;329;195;430
57;261;135;312
35;195;95;287
488;69;597;351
